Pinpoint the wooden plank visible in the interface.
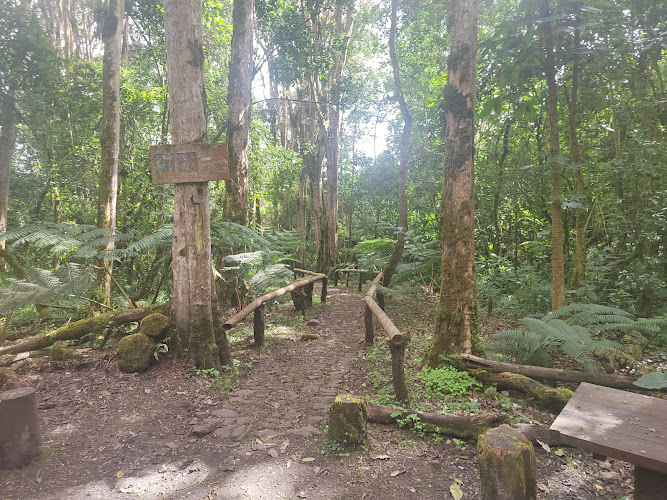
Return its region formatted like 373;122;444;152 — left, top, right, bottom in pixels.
150;143;229;184
550;383;667;473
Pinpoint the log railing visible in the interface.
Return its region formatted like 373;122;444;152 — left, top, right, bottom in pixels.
334;268;378;292
222;272;327;347
364;272;408;403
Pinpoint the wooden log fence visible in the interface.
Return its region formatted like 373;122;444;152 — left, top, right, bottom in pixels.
222;273;327;347
363;271;408;403
335;268;378;292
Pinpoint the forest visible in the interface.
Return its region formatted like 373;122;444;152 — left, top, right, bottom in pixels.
0;0;666;496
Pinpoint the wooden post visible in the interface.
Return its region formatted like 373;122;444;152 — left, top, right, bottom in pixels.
634;466;667;500
345;271;350;288
388;336;408;403
334;270;339;286
377;292;385;311
364;305;374;346
321;277;328;303
253;304;265;347
358;272;364;292
0;387;41;469
304;281;314;309
478;424;536;500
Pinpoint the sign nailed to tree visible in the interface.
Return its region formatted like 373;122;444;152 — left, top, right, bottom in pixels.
150;143;230;184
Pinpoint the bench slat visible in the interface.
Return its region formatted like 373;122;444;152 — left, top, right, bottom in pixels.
550;382;667;474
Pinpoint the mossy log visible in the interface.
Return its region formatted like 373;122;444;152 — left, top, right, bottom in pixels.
459;353;644;391
367;403;506;439
327;394;368;447
478;424;536;500
489;372;573;411
0;307;167;357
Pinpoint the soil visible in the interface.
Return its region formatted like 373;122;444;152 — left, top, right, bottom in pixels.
1;286;636;499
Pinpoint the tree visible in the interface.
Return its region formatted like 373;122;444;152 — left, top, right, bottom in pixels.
224;0;254;225
94;0;125;309
425;0;479;365
381;0;412;291
164;0;220;369
537;0;565;311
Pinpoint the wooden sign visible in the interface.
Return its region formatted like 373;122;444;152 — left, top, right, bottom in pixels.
150;143;230;184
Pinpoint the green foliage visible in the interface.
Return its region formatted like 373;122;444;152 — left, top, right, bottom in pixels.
417;366;482;397
484;304;649;373
0;263;94;315
632;372;667;390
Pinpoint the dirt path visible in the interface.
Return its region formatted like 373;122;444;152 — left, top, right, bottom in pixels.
1;286;634;499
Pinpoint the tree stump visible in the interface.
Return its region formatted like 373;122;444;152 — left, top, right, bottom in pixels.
477;424;536;500
327;394;368;447
0;387;42;469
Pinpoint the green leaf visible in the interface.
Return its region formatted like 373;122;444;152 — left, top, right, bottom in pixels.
632;372;667;390
450;483;463;500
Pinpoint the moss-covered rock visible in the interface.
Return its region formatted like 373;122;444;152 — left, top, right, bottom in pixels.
0;355;13;367
49;341;80;361
327;394;368;447
117;333;155;373
140;313;170;340
0;367;20;391
477;424;536;500
532;386;573;412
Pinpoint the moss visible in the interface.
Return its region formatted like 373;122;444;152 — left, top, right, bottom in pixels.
301;333;319;341
327;394;368;447
185;316;221;371
140;313;170;340
49;341;80;361
532;386;573;412
117;333;155;373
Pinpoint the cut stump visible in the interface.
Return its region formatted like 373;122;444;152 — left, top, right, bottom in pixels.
0;387;42;469
477;424;536;500
327;394;368;447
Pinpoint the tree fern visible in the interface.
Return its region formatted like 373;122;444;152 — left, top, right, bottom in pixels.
0;263;94;314
487;303;633;374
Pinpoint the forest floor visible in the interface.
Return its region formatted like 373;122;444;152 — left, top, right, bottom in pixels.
1;286;638;499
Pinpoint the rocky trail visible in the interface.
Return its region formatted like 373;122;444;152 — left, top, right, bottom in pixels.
1;286;634;499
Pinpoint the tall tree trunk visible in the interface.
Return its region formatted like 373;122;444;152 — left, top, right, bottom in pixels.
567;30;586;291
164;0;220;370
297;166;307;264
425;0;479;366
0;111;18;272
382;0;412;290
538;0;565;310
492;117;512;255
94;0;124;310
224;0;254;225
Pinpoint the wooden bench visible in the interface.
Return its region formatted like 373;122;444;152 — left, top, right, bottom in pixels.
550;382;667;499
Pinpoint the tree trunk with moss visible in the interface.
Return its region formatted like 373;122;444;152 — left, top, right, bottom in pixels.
224;0;253;225
93;0;124;311
0;114;17;273
164;0;220;370
382;0;412;292
425;0;479;366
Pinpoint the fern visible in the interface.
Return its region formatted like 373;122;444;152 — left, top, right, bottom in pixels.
486;303;633;374
0;263;94;314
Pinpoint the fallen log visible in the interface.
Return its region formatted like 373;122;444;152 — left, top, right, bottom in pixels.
459;354;643;391
367;403;507;438
487;372;573;411
0;306;168;356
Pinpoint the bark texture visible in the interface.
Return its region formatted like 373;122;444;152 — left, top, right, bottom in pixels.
94;0;125;309
224;0;253;225
164;0;220;369
426;0;479;365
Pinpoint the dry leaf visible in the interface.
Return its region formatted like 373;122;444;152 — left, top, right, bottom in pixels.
370;452;390;460
286;459;292;468
35;471;43;484
302;457;316;462
116;470;125;479
389;470;406;477
450;483;463;500
313;466;321;475
554;448;565;457
536;439;551;453
297;491;306;499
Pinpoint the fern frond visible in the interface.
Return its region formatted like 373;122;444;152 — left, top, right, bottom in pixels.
545;303;632;321
0;263;94;314
123;224;173;255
